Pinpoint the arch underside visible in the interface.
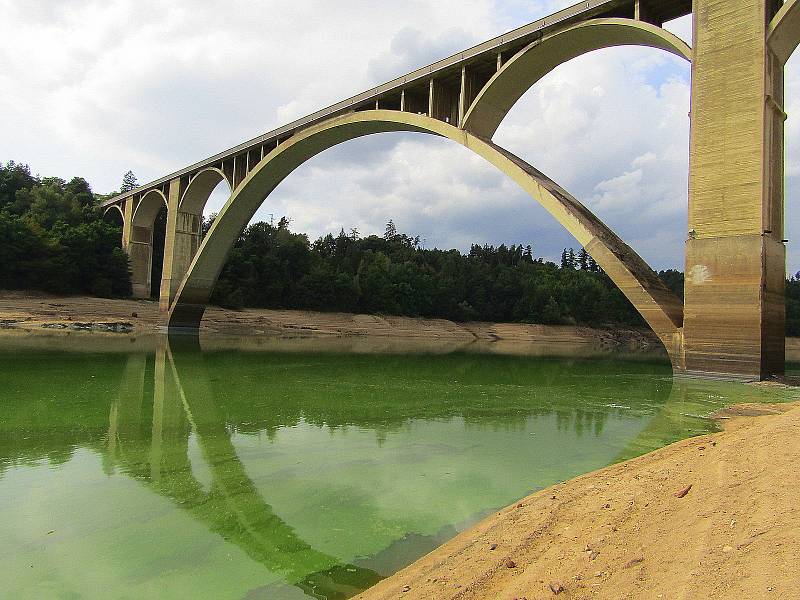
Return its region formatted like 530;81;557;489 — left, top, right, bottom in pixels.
132;189;168;229
168;111;684;361
769;0;800;64
103;204;125;220
180;167;232;216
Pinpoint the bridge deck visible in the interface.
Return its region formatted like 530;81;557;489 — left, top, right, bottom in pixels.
102;0;690;207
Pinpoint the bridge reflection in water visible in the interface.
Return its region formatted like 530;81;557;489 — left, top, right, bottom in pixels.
106;338;382;599
3;337;793;599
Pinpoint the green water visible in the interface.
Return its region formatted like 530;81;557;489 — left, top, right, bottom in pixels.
0;336;796;599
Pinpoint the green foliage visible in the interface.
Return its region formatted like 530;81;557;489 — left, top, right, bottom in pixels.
787;277;800;336
0;161;131;297
211;219;651;327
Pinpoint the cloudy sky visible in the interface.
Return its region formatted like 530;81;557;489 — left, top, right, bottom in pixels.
1;0;798;271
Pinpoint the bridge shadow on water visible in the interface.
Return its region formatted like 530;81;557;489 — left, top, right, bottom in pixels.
1;334;795;599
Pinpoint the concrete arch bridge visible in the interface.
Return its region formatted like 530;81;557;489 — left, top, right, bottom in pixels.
101;0;800;379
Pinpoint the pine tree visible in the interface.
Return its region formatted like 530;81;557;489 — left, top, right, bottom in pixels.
523;244;533;262
560;248;569;269
120;171;138;192
349;228;360;240
384;219;397;240
578;248;589;270
567;248;576;269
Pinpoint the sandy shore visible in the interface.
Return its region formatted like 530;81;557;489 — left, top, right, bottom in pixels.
0;291;663;356
356;399;800;600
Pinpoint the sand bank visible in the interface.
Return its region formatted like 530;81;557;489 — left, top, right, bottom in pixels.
356;399;800;600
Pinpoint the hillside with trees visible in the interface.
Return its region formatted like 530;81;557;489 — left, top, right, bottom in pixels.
0;162;130;297
3;160;800;334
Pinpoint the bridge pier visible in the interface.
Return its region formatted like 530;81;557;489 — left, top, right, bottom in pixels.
159;178;203;315
683;0;787;378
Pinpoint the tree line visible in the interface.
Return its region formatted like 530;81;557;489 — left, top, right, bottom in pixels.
3;160;800;335
209;216;681;328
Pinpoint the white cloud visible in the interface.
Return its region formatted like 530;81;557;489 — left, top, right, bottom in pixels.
0;2;798;271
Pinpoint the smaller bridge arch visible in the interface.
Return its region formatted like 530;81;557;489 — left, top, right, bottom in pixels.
463;18;692;139
158;169;233;312
103;203;125;222
180;167;232;216
132;189;168;228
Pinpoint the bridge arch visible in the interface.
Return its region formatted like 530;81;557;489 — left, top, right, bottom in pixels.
103;204;125;222
132;189;168;229
463;18;691;139
168;110;684;365
180;167;232;216
769;0;800;64
129;189;168;298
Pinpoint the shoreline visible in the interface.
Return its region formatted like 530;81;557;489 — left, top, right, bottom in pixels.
0;292;664;357
355;399;800;599
4;292;800;362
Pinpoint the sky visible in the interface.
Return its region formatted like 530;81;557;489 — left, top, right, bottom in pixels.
0;0;798;271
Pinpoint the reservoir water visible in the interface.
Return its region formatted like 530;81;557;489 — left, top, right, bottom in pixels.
1;334;795;599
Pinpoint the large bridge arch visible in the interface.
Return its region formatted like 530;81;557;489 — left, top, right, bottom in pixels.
462;18;691;139
168;110;684;365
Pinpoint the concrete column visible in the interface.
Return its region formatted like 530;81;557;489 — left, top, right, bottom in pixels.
160;178;203;315
129;223;154;299
121;197;134;251
684;0;786;378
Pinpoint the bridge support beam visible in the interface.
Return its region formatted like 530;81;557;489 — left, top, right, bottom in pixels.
684;0;786;378
129;229;155;299
159;178;203;315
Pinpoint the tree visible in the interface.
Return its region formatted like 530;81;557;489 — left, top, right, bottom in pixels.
523;245;533;263
560;248;569;269
0;162;131;297
384;219;397;240
120;171;138;192
578;248;589;271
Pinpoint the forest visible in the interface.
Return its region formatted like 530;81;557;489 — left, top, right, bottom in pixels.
0;161;130;297
2;160;800;334
209;216;677;328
